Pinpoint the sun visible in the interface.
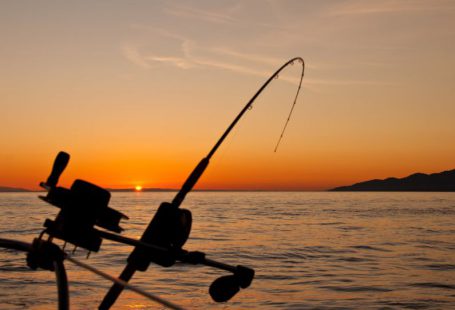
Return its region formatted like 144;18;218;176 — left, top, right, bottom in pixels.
135;185;143;191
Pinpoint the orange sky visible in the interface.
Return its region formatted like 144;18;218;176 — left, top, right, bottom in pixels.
1;1;455;191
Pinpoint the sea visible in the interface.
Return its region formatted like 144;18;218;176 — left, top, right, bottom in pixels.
0;192;454;309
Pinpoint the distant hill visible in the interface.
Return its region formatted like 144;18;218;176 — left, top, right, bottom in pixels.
0;186;31;192
331;169;455;192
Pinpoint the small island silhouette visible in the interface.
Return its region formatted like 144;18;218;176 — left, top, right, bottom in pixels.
0;186;30;192
331;169;455;192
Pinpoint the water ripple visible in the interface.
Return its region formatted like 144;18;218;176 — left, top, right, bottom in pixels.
1;192;455;309
320;285;392;292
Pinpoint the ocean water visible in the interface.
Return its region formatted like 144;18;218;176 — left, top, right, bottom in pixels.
0;192;455;309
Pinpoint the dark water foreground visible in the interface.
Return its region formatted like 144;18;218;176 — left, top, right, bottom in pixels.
0;192;454;309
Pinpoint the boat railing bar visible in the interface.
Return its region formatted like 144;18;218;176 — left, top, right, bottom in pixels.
0;237;184;310
0;238;69;310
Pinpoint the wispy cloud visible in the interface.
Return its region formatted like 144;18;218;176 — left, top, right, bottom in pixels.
122;24;385;92
144;55;194;69
123;25;277;73
164;2;291;31
307;78;390;86
122;41;272;78
123;24;294;74
164;4;238;24
210;47;283;67
193;57;272;78
330;0;455;16
122;45;152;69
122;41;381;92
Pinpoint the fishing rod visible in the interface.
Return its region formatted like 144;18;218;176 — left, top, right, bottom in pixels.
100;57;305;309
0;57;304;309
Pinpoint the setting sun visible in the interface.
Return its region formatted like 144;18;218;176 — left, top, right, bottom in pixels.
135;185;143;191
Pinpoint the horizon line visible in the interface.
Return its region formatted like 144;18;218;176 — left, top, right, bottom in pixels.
0;187;330;193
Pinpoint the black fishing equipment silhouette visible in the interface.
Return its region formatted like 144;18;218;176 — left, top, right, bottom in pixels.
0;57;304;309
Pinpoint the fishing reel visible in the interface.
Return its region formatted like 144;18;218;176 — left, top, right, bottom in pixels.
122;202;253;303
38;152;128;252
127;201;192;268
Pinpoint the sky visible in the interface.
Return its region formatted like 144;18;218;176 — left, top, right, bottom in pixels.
1;0;455;191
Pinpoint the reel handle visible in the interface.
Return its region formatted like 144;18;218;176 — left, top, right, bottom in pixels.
42;151;70;189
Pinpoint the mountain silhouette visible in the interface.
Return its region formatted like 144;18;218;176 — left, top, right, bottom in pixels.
331;169;455;191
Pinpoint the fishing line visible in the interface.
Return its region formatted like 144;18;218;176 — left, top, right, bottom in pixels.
206;57;305;160
274;62;304;152
66;256;186;310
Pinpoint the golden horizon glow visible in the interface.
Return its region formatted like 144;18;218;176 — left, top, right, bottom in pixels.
1;1;455;191
135;185;143;191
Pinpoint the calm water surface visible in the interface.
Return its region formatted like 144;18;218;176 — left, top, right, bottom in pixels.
0;192;455;309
